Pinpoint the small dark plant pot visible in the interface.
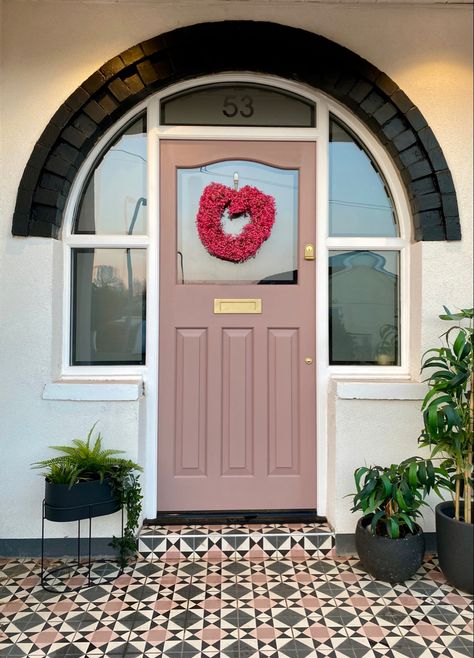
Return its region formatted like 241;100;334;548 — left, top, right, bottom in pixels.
355;517;425;583
44;478;121;522
436;501;474;595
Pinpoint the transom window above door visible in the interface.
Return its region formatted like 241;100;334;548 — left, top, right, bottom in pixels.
160;83;316;127
64;78;410;372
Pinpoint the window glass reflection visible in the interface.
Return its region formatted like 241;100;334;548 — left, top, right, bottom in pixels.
72;249;146;365
329;251;399;365
74;115;147;235
177;160;298;284
329;118;398;237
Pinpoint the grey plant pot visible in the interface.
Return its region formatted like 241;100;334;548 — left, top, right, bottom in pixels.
355;517;425;583
436;501;474;595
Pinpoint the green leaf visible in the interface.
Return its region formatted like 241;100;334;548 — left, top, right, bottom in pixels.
418;462;427;484
445;370;469;390
452;331;466;358
370;511;385;534
396;489;408;511
388;517;400;539
354;467;369;492
408;462;418;488
399;512;415;533
440;307;473;321
426;460;435;486
381;474;392;497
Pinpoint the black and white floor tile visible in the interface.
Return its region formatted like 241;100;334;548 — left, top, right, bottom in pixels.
1;547;472;657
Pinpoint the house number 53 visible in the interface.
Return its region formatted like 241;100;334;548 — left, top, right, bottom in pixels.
222;95;254;118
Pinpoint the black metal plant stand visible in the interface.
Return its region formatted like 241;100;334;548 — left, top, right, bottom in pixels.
41;500;124;593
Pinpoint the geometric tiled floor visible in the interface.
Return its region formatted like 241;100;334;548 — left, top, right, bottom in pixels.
1;552;473;658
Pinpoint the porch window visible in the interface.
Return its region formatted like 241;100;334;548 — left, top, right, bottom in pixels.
72;249;146;365
328;116;401;366
329;250;399;366
69;114;147;366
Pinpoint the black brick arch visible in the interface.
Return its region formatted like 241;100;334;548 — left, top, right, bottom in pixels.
12;21;460;240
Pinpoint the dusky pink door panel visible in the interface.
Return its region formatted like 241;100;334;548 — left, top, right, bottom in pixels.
158;141;316;511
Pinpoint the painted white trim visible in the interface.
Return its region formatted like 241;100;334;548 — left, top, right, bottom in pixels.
336;381;427;400
315;101;330;517
43;380;143;401
141;99;160;519
66;235;149;248
58;72;414;523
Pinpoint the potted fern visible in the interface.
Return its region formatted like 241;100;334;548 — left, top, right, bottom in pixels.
32;424;143;567
351;457;449;583
419;306;473;594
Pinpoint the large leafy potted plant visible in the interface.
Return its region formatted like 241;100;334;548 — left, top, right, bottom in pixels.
419;306;473;594
351;457;449;583
33;424;143;567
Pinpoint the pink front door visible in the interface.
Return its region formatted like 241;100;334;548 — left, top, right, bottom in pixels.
158;140;316;511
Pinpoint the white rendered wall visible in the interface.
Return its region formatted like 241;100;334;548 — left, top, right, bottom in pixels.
0;0;472;539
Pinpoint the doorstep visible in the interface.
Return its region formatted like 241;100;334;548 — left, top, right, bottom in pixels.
138;521;335;561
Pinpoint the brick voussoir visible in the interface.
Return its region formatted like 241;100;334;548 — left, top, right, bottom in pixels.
100;56;127;82
405;107;428;132
436;171;456;195
108;78;133;102
120;45;146;67
427;147;448;172
412;192;442;213
65;87;91;113
374;72;399;97
348;80;374;104
360;91;387;116
392;129;418;152
29;220;60;238
82;70;107;96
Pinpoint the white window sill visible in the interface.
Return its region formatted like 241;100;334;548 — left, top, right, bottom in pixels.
43;379;144;401
335;381;427;401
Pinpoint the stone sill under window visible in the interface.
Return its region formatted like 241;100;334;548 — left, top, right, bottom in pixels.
335;381;427;400
43;379;144;401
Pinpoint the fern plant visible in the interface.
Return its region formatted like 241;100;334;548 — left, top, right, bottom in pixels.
32;423;128;485
32;424;143;568
419;307;473;524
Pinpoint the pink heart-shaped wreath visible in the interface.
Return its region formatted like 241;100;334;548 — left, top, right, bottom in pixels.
196;182;276;263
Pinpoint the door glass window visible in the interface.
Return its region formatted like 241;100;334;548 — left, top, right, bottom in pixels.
329;250;400;365
177;160;299;284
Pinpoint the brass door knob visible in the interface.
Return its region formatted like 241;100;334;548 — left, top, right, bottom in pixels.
304;357;313;365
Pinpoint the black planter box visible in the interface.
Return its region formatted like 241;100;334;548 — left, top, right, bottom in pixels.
44;479;121;522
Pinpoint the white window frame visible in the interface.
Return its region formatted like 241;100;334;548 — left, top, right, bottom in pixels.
60;73;413;518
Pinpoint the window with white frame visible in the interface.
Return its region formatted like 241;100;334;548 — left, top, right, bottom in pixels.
328;116;401;366
69;114;147;366
65;79;409;371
